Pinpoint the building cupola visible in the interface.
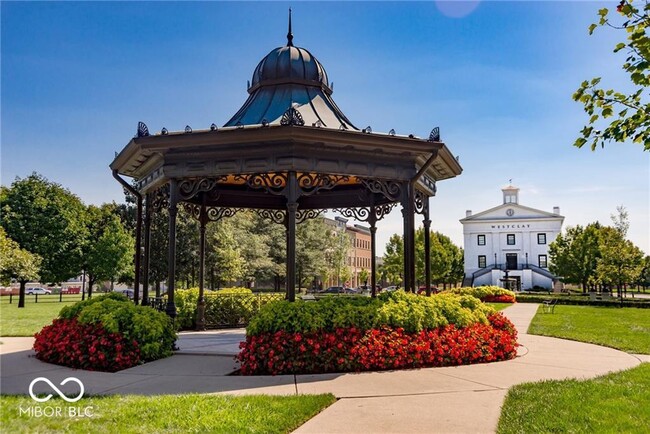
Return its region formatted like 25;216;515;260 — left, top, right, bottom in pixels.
502;183;519;204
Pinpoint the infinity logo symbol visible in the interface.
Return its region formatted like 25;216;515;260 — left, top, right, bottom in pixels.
29;377;85;403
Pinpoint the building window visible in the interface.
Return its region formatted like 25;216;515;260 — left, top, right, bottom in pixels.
507;234;515;245
537;233;546;244
478;255;486;268
477;234;486;246
539;255;548;268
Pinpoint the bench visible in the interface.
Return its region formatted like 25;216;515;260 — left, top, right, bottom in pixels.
542;298;558;314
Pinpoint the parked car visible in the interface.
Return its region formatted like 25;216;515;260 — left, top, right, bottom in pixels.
417;286;439;295
116;289;134;299
319;286;345;294
355;285;380;296
26;287;51;295
382;286;398;292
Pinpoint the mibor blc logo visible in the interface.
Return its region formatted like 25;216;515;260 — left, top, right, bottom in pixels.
21;376;94;418
29;377;85;403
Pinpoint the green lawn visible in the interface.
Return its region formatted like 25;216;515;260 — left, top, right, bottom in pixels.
497;363;650;433
527;305;650;354
486;302;512;311
0;295;83;336
0;393;336;433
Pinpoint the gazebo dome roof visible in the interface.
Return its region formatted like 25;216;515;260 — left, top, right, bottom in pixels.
224;13;356;130
250;45;330;94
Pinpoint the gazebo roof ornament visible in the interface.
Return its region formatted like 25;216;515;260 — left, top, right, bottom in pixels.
287;8;294;47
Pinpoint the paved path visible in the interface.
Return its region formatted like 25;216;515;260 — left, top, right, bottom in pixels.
0;303;645;433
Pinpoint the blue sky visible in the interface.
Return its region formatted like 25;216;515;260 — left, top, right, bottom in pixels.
2;1;648;254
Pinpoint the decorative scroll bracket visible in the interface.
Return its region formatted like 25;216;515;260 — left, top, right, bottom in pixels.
151;183;170;213
297;173;350;197
178;176;228;201
359;178;403;202
414;189;429;216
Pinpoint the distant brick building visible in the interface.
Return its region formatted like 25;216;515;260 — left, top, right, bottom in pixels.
324;217;371;287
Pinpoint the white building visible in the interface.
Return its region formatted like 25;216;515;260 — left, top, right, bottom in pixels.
460;185;564;290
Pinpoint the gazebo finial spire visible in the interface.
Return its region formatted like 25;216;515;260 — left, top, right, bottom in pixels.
287;8;294;46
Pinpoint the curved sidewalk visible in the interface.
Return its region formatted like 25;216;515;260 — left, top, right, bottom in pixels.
0;303;645;433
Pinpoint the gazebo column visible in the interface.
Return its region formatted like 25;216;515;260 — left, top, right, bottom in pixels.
401;183;416;292
423;199;432;296
133;194;143;305
196;205;207;330
285;171;298;302
141;193;152;306
166;180;178;319
369;206;378;298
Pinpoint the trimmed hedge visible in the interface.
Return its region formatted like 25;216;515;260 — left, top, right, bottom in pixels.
442;286;516;303
516;294;650;308
34;294;176;371
175;288;284;330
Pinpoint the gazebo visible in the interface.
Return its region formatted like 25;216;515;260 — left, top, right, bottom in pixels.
110;16;462;326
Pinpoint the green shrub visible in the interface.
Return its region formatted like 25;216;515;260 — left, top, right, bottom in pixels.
216;287;253;295
175;288;200;329
58;294;176;362
174;288;283;329
442;286;516;302
247;291;494;336
59;292;130;319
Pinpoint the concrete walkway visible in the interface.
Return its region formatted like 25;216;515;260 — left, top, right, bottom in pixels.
0;304;645;433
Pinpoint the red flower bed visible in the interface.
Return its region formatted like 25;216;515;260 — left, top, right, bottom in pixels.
483;294;516;303
34;318;140;372
237;313;517;375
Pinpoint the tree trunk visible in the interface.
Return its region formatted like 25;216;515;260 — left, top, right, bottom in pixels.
155;280;161;298
18;280;26;308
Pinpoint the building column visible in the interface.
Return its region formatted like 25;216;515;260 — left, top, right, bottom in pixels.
141;193;152;306
196;205;207;330
166;179;178;319
285;171;298;302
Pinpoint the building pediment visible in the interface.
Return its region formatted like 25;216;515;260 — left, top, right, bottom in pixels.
460;203;562;223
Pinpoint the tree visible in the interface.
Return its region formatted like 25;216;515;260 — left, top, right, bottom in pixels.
414;230;464;289
247;213;286;291
596;226;644;293
83;205;134;298
549;224;601;292
573;0;650;151
296;218;329;290
230;211;275;288
0;228;41;308
611;205;630;236
1;173;87;284
323;226;351;286
637;255;650;290
382;234;404;286
206;219;245;288
358;268;370;286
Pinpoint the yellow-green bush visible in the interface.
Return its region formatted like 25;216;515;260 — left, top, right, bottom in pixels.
442;286;516;303
247;291;495;336
174;287;283;329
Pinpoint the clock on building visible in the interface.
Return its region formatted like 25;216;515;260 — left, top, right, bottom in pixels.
506;208;514;216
